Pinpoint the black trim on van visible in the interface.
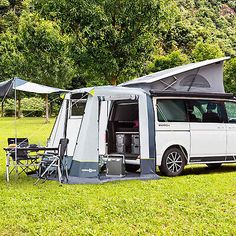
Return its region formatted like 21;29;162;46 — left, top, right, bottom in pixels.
190;156;226;162
150;91;235;99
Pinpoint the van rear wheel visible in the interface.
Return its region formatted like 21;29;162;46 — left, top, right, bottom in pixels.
159;147;186;177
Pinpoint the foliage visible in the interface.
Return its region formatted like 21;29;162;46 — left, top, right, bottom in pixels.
151;50;190;72
224;58;236;93
0;117;235;235
191;42;224;62
0;0;235;90
0;10;76;88
4;97;45;116
33;0;177;85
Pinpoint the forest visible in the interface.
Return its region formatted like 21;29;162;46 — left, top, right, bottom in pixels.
0;0;235;92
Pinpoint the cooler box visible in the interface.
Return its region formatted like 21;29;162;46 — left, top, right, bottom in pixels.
106;154;125;177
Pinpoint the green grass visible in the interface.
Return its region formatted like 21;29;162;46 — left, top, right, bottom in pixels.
0;117;235;235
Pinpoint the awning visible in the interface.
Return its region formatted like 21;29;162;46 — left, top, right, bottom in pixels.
0;77;67;98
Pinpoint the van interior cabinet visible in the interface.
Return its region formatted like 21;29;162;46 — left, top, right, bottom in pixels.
115;132;140;155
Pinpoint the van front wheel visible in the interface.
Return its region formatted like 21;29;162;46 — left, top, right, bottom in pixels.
159;147;186;177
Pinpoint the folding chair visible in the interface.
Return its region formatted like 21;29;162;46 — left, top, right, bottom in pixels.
35;138;69;184
6;138;39;181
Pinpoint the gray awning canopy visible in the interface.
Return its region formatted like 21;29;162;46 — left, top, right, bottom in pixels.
0;77;67;98
120;57;230;93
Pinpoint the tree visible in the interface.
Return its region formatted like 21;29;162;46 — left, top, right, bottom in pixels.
0;11;76;121
151;50;189;72
191;42;224;62
224;58;236;94
33;0;177;85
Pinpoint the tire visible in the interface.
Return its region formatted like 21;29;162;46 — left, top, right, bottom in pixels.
159;147;186;177
206;163;222;170
125;164;140;172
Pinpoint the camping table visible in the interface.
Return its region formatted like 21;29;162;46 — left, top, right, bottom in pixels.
4;146;58;182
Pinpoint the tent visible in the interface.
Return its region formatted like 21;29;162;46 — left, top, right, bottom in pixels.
46;57;231;183
47;86;159;183
120;57;230;93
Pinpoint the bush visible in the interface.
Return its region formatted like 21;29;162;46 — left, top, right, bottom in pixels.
4;97;45;117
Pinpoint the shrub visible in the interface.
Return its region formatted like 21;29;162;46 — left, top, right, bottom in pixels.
4;97;45;117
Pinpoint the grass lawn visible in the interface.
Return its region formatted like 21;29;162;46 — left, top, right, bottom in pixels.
0;117;235;235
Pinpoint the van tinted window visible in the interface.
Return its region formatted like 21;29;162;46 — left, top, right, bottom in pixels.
187;100;223;123
157;99;187;122
225;102;236;123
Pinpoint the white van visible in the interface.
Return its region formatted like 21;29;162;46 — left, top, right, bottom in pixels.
107;91;236;176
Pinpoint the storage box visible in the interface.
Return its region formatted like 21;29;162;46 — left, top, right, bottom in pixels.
116;144;125;153
131;144;140;155
131;134;140;146
106;154;125;177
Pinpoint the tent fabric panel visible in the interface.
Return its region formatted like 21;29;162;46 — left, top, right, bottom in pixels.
120;57;229;86
69;160;99;178
139;94;156;175
123;61;225;94
0;79;13;98
15;78;27;87
47;99;67;148
72;95;99;162
14;79;65;94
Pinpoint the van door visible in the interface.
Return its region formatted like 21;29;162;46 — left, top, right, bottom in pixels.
224;101;236;161
187;100;227;163
155;99;190;165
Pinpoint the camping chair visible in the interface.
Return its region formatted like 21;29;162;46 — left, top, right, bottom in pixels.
6;138;39;181
35;138;69;184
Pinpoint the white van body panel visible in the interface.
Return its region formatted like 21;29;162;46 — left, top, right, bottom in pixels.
153;98;190;166
226;124;236;156
189;123;226;157
155;123;190;166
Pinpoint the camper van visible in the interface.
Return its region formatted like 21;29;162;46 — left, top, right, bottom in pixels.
48;57;235;180
106;91;236;176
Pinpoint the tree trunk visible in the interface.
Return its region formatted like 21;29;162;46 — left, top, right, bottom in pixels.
111;76;117;85
45;94;49;123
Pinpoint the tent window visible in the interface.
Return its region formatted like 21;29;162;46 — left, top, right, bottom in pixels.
157;99;187;122
70;99;86;117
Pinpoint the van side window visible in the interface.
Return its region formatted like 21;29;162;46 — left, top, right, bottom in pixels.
157;99;187;122
187;100;223;123
225;102;236;123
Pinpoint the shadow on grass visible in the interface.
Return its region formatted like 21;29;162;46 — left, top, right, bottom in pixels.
182;164;236;176
156;164;236;177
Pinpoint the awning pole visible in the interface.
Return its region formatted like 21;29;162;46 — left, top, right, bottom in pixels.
14;78;18;169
